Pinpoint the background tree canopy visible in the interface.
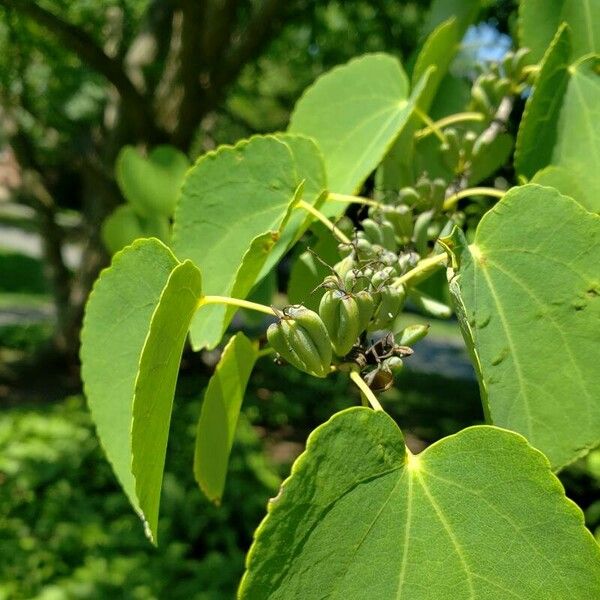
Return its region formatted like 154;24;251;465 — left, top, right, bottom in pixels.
0;0;513;361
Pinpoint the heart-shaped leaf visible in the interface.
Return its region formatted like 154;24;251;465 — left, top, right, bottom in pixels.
289;53;429;200
81;239;203;542
447;184;600;470
116;145;190;217
240;408;600;598
194;332;259;504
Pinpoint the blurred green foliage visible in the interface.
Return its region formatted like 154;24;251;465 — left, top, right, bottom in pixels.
0;395;280;599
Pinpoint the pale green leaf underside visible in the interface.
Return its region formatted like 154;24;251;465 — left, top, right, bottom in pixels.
194;333;258;504
412;18;459;110
116;145;189;218
519;0;600;63
514;24;571;179
132;257;202;542
452;185;600;469
81;239;202;542
550;57;600;212
172;135;300;350
289;53;419;198
240;408;600;599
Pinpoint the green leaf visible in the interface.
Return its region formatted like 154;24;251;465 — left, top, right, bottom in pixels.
101;205;170;254
516;36;600;212
172;135;301;350
421;0;480;40
519;0;600;63
289;53;428;198
515;24;571;179
240;408;600;598
194;333;259;504
131;259;202;542
429;74;472;120
81;239;202;542
448;185;600;469
550;56;600;212
412;18;460;110
469;133;513;185
531;165;586;202
116;145;190;218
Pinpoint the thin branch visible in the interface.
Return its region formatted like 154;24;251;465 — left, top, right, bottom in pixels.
217;0;286;88
0;0;156;139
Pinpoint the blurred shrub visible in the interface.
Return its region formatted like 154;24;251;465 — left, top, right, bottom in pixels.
0;395;280;599
0;249;48;295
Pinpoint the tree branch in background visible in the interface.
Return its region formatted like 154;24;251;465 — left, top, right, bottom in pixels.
0;0;158;141
173;0;290;149
218;0;287;90
18;171;73;354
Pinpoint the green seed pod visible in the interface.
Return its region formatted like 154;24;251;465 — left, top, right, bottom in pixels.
440;141;460;172
471;83;492;115
431;178;447;212
399;187;420;206
445;128;461;156
344;268;369;292
337;242;354;258
396;323;430;346
501;51;515;78
387;205;413;242
379;250;399;269
369;285;406;330
319;290;361;357
384;356;404;374
334;254;354;279
408;289;453;319
354;290;376;332
371;266;396;289
267;306;332;377
379;219;397;251
494;77;511;98
355;236;375;260
511;48;530;80
361;218;384;246
398;251;420;274
413;209;435;255
462;132;477;163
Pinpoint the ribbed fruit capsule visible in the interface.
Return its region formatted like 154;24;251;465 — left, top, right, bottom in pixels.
333;255;354;279
369;285;406;330
379;219;397;251
396;323;430;346
354;290;376;332
360;219;384;247
319;290;361;357
267;306;332;378
371;266;396;289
